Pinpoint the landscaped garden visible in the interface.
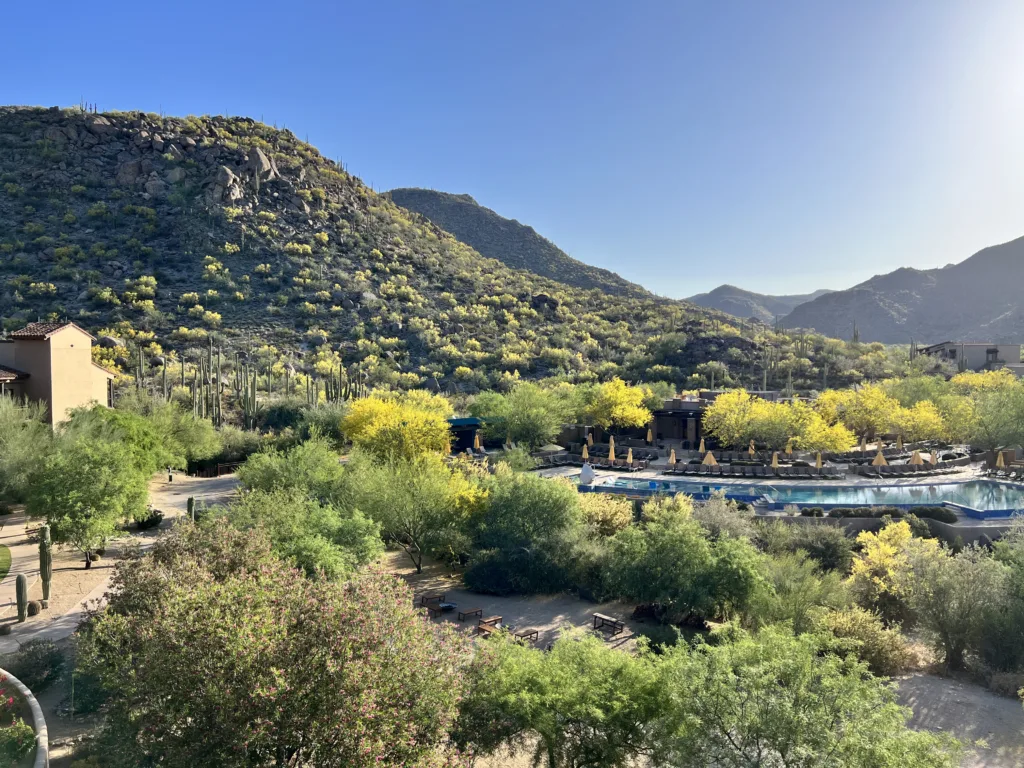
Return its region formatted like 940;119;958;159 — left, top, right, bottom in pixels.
2;368;1024;766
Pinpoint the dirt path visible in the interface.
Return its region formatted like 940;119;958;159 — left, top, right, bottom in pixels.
897;673;1024;767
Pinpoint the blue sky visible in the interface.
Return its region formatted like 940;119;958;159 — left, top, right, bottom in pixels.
4;1;1024;296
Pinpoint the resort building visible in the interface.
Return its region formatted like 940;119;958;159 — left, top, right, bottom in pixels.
919;341;1022;372
0;321;114;425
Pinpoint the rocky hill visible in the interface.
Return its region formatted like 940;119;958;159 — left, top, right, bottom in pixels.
0;105;780;391
687;284;831;323
782;236;1024;343
386;188;643;296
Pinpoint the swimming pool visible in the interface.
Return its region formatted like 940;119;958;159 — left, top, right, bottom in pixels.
584;477;1024;518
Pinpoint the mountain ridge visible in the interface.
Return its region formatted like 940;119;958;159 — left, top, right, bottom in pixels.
387;187;645;296
782;235;1024;343
687;284;832;323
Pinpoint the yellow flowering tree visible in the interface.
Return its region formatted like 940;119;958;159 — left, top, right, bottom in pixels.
341;394;451;462
849;521;941;625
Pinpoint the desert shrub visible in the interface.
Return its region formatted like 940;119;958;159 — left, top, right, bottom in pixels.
259;397;308;432
910;506;958;524
634;622;681;652
578;492;633;536
135;508;164;530
8;639;65;692
756;521;854;574
817;607;916;676
987;672;1024;698
300;401;348;447
691;491;755;540
800;507;825;517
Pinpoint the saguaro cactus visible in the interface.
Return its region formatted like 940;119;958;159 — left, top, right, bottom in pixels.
16;574;28;622
187;496;195;522
39;524;52;604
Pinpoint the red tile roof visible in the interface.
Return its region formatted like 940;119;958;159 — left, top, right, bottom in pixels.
8;322;95;340
0;364;29;382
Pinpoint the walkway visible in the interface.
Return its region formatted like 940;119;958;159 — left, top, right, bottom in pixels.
0;474;241;655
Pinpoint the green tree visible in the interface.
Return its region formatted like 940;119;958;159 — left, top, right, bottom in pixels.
348;452;482;572
219;489;383;580
0;397;51;502
79;521;471;768
654;627;961;767
27;436;148;566
238;437;346;503
607;497;762;622
902;545;1008;670
746;552;850;634
470;383;571;448
457;631;663;768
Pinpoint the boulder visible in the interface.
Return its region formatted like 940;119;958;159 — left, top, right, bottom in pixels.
152;134;165;152
144;178;168;197
215;165;237;186
133;130;151;148
245;146;278;181
85;115;115;135
98;335;124;349
181;135;197;150
115;159;141;185
140;157;155;175
43;126;67;145
165;143;184;161
165;167;187;183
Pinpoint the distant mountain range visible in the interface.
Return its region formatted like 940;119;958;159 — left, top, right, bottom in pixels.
782;235;1024;343
387;188;646;296
686;285;832;323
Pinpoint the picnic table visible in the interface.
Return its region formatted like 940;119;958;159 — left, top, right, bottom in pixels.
419;593;446;606
515;629;539;644
592;613;625;635
426;603;445;618
476;616;502;635
458;607;483;622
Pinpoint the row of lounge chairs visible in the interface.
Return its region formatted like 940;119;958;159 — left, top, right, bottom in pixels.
536;454;650;472
853;462;961;478
984;468;1024;481
663;463;843;479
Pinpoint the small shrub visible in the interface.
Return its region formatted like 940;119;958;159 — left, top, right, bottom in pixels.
800;507;824;517
634;622;680;652
8;639;65;692
988;672;1024;698
0;719;35;762
818;607;916;677
136;508;164;530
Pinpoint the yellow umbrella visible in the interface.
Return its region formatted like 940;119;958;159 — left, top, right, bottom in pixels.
996;451;1005;469
445;439;452;454
909;450;923;466
582;444;589;460
702;451;718;466
785;439;793;456
748;440;756;457
587;433;594;447
872;448;888;467
646;428;653;444
473;432;481;451
896;434;903;451
931;450;938;465
771;452;779;469
609;435;616;462
860;435;867;454
626;448;634;464
698;437;705;453
815;452;823;469
668;448;677;465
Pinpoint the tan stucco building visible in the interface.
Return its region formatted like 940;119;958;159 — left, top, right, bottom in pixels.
0;322;114;425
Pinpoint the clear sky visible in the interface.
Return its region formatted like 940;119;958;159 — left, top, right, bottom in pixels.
4;1;1024;297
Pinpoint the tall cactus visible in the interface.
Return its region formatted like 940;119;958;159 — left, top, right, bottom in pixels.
39;524;52;604
16;574;27;622
187;496;195;522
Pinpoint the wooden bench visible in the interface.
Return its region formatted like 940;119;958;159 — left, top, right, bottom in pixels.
476;622;498;637
593;613;625;635
476;616;502;634
515;629;539;643
426;604;446;618
458;608;483;622
419;593;445;606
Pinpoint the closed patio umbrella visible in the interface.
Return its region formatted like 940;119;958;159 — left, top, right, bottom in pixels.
646;428;653;444
582;444;589;460
626;448;634;464
668;448;677;465
702;451;718;466
896;434;903;451
771;452;779;469
785;439;793;456
748;440;756;457
473;432;481;451
872;448;888;466
609;435;616;462
587;433;594;447
861;435;867;454
909;450;923;465
997;451;1005;469
931;450;938;465
815;452;823;469
699;437;705;453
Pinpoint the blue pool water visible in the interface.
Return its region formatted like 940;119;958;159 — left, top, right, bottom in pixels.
593;477;1024;516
